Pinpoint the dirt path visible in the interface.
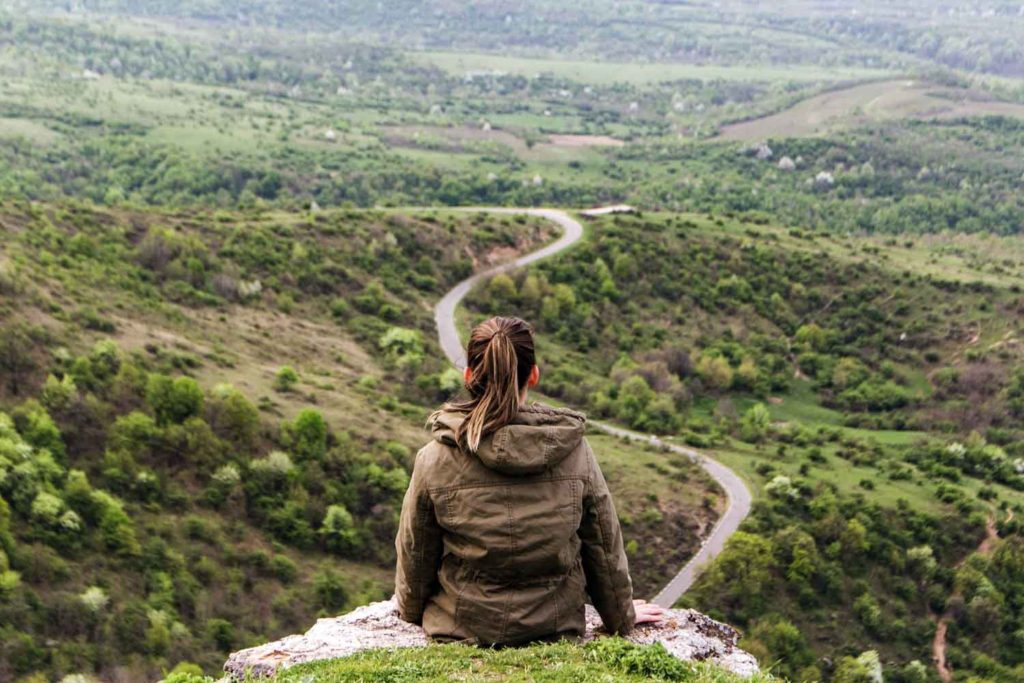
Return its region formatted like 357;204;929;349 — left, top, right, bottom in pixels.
433;207;752;608
932;513;1005;682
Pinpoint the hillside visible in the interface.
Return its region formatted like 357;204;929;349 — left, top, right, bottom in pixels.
0;202;725;680
3;1;1024;681
465;211;1024;681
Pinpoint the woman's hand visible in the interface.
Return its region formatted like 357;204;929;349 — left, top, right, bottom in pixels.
633;599;666;625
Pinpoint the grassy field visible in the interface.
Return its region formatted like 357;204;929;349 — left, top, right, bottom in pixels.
720;79;1024;140
416;50;895;85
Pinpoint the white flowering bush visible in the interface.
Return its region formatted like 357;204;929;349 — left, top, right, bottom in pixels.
764;475;799;500
212;463;241;487
79;586;109;613
252;450;294;476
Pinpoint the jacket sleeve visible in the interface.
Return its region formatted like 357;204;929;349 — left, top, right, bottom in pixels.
578;438;636;634
394;446;444;624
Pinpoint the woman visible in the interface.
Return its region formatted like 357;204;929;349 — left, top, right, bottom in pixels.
395;316;663;645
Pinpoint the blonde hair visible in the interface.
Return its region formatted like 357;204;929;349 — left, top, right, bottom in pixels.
445;316;535;453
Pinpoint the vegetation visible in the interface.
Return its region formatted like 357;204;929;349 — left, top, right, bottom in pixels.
466;210;1024;681
0;201;719;680
2;1;1024;681
270;639;774;683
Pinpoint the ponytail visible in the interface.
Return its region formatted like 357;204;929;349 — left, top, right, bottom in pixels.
443;317;536;453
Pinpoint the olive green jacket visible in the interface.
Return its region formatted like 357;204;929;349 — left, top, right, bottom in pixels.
395;402;636;646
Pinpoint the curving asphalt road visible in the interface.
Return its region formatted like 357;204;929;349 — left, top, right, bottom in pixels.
433;208;752;609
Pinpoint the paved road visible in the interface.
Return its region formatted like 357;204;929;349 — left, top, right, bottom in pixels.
432;208;752;608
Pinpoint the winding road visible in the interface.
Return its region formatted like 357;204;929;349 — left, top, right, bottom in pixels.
433;208;753;608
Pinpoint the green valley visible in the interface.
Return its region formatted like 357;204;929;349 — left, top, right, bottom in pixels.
2;1;1024;682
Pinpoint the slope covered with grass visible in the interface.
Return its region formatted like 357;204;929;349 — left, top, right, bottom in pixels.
466;210;1024;681
0;202;727;681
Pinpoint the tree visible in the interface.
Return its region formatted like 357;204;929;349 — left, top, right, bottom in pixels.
696;354;733;392
832;357;869;390
907;545;937;582
486;273;517;305
206;384;260;450
690;531;776;619
12;400;65;463
740;403;771;443
319;504;360;553
615;375;655;428
378;327;424;372
40;374;77;413
89;340;122;383
794;323;827;352
840;518;870;557
91;490;140;557
146;375;204;425
743;616;812;680
314;567;348;612
283;409;328;461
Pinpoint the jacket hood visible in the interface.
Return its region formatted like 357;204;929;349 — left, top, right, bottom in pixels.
429;402;586;475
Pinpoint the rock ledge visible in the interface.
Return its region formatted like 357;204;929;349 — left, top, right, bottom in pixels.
224;598;758;679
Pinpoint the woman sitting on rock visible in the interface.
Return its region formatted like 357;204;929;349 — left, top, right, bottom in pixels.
395;316;664;645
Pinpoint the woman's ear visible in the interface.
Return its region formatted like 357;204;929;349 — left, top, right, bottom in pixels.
527;364;540;387
463;367;473;384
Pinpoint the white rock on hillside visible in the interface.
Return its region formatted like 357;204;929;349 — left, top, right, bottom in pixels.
223;598;759;679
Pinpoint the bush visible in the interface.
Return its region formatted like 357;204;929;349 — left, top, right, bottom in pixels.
271;555;298;583
206;385;260;450
319;504;360;553
584;638;691;681
108;411;160;457
12;400;65;463
147;375;204;425
274;366;299;392
283;409;328;461
90;490;140;557
313;567;348;612
40;374;77;412
205;618;235;652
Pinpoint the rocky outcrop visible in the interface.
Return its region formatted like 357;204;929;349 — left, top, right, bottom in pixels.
223;598;759;679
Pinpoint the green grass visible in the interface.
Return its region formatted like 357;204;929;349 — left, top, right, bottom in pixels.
272;639;771;682
720;79;1024;140
416;50;894;85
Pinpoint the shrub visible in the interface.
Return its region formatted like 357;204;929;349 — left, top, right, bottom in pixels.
91;490;140;557
205;618;235;652
282;409;328;461
146;375;204;425
274;366;299;392
584;638;691;681
696;354;733;392
319;504;360;553
271;555;298;584
313;567;348;612
40;374;77;413
740;403;771;443
108;411;160;458
378;327;425;371
266;502;314;548
79;586;109;613
12;400;65;463
206;385;260;450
